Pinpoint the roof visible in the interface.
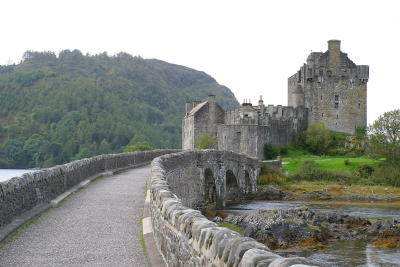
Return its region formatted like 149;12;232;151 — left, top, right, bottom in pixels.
188;101;207;116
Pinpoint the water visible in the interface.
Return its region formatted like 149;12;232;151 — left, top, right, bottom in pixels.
279;240;400;267
0;169;33;182
225;201;400;266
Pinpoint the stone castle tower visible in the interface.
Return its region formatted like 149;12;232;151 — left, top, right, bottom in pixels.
288;40;369;134
183;40;369;158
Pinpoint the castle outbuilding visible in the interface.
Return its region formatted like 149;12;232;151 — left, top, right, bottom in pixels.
182;40;369;159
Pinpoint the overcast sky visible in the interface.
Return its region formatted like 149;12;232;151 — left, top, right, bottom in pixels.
1;0;399;124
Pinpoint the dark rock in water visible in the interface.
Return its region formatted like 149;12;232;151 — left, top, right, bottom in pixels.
251;186;286;200
224;206;378;249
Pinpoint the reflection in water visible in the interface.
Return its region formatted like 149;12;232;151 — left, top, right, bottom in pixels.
225;201;400;266
365;245;400;267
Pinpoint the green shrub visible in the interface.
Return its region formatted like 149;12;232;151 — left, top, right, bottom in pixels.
195;134;215;149
260;164;284;176
304;123;333;155
258;174;285;186
258;164;285;185
279;146;289;156
354;164;375;178
124;141;154;152
344;159;350;166
370;164;400;187
326;148;351;156
263;143;279;160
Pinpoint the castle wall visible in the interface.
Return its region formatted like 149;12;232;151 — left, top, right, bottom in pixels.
182;115;194;149
218;106;308;159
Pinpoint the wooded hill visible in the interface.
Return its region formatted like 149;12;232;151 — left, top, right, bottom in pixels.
0;50;239;168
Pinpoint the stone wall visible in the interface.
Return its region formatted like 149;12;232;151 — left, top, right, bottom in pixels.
218;106;308;159
150;150;315;266
0;149;178;229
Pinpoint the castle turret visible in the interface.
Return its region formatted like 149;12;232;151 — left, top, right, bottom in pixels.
290;85;304;108
288;40;368;134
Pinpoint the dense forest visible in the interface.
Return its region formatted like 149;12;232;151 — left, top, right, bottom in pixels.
0;50;239;168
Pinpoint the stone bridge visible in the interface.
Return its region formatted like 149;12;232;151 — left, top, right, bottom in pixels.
158;150;260;210
0;149;315;267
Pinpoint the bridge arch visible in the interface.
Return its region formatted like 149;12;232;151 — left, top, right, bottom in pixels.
244;170;251;193
225;170;239;202
204;168;216;207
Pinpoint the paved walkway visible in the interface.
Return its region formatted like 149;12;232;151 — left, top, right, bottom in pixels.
0;166;150;267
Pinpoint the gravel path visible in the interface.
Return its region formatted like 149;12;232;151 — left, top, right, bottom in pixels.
0;166;150;267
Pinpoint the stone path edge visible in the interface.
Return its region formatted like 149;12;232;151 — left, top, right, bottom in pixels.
0;161;151;244
143;189;166;267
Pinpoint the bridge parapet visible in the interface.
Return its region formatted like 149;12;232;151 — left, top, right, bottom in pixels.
150;150;315;266
0;149;179;231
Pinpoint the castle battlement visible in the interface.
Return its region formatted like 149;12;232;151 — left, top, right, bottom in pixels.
224;101;307;127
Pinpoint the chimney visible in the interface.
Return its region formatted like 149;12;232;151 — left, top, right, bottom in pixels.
185;101;193;115
328;40;341;68
258;95;264;106
208;95;216;103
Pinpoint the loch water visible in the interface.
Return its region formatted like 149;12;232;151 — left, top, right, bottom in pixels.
225;201;400;266
0;169;32;182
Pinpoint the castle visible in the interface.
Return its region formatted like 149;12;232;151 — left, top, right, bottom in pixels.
182;40;369;159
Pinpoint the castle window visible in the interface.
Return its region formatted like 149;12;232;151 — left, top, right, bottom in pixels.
322;113;324;117
319;70;323;76
335;95;339;101
311;107;313;112
334;102;339;109
337;114;339;119
358;103;361;109
320;95;322;100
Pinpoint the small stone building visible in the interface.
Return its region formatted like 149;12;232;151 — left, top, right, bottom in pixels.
183;40;369;159
182;95;225;149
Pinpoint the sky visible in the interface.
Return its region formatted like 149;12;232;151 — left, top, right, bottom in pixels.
1;0;399;124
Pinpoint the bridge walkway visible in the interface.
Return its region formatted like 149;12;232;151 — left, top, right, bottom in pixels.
0;166;151;267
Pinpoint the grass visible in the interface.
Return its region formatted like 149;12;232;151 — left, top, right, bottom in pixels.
283;156;380;174
217;222;244;235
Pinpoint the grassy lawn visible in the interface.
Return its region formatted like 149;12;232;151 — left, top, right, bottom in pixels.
283;156;380;173
281;147;381;173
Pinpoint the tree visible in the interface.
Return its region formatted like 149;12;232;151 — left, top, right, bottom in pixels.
263;143;279;160
124;142;154;152
305;123;333;155
195;134;215;149
368;109;400;163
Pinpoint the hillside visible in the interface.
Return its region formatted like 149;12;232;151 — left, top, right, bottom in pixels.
0;50;239;168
